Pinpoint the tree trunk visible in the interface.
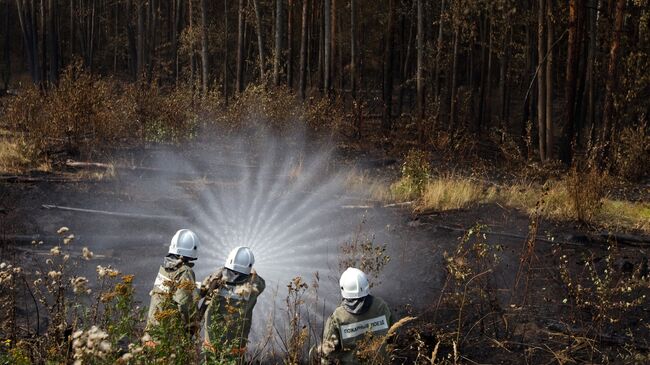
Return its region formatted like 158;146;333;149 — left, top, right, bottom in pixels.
537;0;547;161
200;0;209;93
2;1;12;90
125;0;137;79
449;24;459;128
223;0;229;104
47;0;58;85
600;0;625;147
584;0;598;143
323;0;331;94
137;0;145;79
382;0;396;131
274;0;283;85
416;0;424;120
434;0;445;99
545;0;554;160
253;0;265;80
236;0;245;93
15;0;40;85
287;0;293;88
299;0;308;99
562;0;580;163
350;0;356;98
330;0;336;94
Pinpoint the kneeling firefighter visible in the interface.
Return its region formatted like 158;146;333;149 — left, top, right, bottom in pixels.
200;246;266;354
319;268;393;364
146;229;201;334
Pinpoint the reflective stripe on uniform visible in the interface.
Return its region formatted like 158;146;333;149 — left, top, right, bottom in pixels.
339;315;389;340
153;272;171;293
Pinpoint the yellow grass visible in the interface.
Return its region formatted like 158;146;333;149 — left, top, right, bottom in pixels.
420;177;484;211
0;137;34;173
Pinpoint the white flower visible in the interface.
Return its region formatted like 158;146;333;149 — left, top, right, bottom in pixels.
57;227;69;235
82;247;93;260
50;246;61;256
63;234;75;245
48;271;62;280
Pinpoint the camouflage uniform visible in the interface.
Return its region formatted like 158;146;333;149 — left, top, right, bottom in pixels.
321;295;393;364
146;256;200;331
200;268;266;349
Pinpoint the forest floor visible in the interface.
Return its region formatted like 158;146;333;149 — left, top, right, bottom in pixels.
1;134;649;363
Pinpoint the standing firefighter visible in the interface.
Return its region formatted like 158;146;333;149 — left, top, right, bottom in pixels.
146;229;201;335
319;268;393;364
200;246;265;356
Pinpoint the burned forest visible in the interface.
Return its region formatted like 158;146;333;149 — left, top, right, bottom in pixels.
0;0;649;364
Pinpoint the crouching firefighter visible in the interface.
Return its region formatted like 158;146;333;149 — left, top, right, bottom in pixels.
199;246;265;357
145;229;201;341
318;268;394;364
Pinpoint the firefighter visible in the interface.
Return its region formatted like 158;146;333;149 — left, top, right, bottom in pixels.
145;229;201;335
319;268;393;364
200;246;265;354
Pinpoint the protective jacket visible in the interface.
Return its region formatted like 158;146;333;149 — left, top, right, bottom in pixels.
321;295;393;364
200;268;265;349
146;256;200;331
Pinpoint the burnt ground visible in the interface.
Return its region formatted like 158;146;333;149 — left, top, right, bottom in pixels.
1;142;649;364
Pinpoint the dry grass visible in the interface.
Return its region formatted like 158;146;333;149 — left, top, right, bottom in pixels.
0;136;39;173
420;176;485;211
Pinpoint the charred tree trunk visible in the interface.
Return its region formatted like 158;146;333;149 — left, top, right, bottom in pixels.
253;0;265;80
299;0;308;99
434;0;445;100
350;0;356;98
126;0;137;79
200;0;209;93
546;0;554;160
47;0;58;85
382;0;396;131
223;0;229;104
136;0;145;79
16;0;40;85
562;0;580;163
537;0;547;161
600;0;625;150
2;1;12;90
287;0;293;88
416;0;424;119
236;0;245;93
584;0;598;143
449;24;459;128
323;0;331;94
274;0;283;86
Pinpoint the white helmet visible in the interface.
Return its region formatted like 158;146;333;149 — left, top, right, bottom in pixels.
339;267;370;299
225;246;255;275
168;229;199;259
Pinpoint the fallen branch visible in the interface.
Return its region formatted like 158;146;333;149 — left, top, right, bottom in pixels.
543;319;650;351
0;175;98;183
41;204;185;221
434;224;583;247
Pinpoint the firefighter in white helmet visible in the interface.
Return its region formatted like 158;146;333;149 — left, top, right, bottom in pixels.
200;246;265;355
319;268;393;364
145;229;201;335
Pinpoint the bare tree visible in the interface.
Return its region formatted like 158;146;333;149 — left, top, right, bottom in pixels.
2;1;12;90
47;0;58;85
287;0;293;88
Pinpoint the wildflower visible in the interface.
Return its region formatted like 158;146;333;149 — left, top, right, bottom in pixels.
57;227;69;235
12;267;22;274
0;263;6;269
120;353;133;361
63;234;75;245
71;277;89;294
33;278;43;286
63;254;70;262
48;271;62;280
50;246;61;256
45;259;53;265
82;247;93;260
